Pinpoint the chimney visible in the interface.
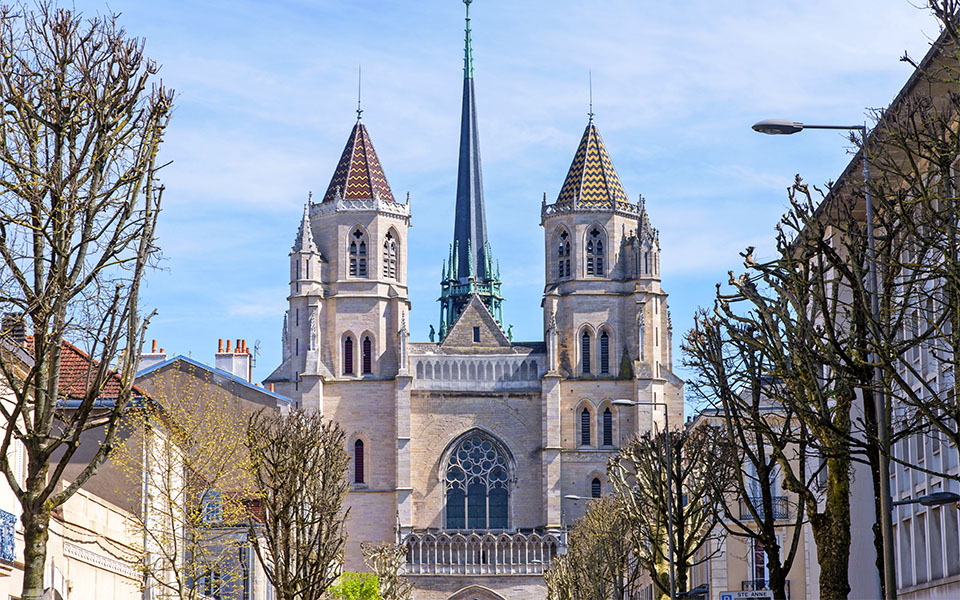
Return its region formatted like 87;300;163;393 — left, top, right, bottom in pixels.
1;313;26;346
138;339;168;372
215;337;252;382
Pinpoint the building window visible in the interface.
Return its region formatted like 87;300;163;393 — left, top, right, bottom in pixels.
600;330;610;374
350;229;367;277
473;327;480;343
362;336;373;374
581;408;592;446
354;439;365;484
591;478;601;498
383;231;398;279
201;489;222;524
444;433;510;529
343;337;354;375
581;331;591;374
603;407;613;446
557;230;571;278
586;228;604;276
0;509;16;562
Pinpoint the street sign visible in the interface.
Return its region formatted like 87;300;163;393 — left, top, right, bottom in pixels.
719;592;774;600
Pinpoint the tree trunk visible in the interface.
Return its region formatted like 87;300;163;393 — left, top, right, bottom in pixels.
21;506;51;600
810;454;852;600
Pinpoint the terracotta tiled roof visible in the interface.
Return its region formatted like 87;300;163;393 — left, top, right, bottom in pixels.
555;120;630;210
25;337;146;400
322;120;395;203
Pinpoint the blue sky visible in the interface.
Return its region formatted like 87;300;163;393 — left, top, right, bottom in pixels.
75;0;941;399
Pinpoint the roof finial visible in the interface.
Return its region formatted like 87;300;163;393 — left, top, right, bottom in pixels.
463;0;474;79
588;70;594;122
356;64;363;121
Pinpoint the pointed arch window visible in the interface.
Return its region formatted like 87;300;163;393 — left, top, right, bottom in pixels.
600;331;610;374
581;331;591;374
580;408;592;446
586;228;605;277
603;408;613;446
591;478;602;498
354;439;365;484
383;232;398;279
350;229;367;277
362;336;373;374
343;337;354;375
444;433;510;529
557;230;571;278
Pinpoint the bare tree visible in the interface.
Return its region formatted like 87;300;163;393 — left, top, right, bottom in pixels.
0;4;171;598
684;311;809;600
244;409;350;600
544;495;643;600
608;426;729;598
362;542;413;600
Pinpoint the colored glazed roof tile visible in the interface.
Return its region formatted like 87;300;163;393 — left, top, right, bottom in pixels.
322;121;395;203
555;120;630;210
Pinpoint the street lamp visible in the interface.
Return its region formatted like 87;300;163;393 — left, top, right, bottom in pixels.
892;491;960;508
612;398;676;600
753;118;896;600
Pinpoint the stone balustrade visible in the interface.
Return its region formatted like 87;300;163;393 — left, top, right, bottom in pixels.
402;529;565;576
411;354;544;391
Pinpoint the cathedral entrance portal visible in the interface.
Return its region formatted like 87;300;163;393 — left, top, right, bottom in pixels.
447;585;507;600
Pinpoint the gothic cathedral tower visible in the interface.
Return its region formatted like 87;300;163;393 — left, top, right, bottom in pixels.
266;114;411;409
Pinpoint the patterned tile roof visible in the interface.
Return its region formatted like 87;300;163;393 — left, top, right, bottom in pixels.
555;120;629;210
322;120;395;203
26;337;146;399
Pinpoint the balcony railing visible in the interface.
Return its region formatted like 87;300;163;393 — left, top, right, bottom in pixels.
739;496;790;521
402;529;565;576
742;578;790;599
0;509;15;563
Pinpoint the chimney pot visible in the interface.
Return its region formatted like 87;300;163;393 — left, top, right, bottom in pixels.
226;339;232;352
160;348;165;354
151;339;157;353
218;338;223;353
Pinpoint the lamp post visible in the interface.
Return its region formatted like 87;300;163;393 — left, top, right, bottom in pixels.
613;398;675;600
753;118;896;600
892;491;960;508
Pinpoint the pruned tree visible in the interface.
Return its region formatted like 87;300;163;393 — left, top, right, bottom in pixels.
608;426;729;599
110;367;255;600
362;542;413;600
543;495;643;600
0;4;171;599
244;409;349;600
684;311;810;600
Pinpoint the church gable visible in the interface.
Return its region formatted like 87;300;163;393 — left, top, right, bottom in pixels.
440;294;511;349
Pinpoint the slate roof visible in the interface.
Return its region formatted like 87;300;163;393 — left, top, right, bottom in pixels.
555;119;630;210
322;120;395;203
137;354;291;406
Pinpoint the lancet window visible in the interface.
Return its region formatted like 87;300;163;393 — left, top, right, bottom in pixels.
444;433;510;530
581;331;591;374
383;232;398;279
600;330;610;374
586;228;605;277
592;478;602;498
354;439;364;484
580;408;592;446
343;337;355;375
557;230;571;278
602;408;613;446
349;229;367;277
362;336;373;374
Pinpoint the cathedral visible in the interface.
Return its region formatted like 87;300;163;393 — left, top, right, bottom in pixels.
265;3;683;599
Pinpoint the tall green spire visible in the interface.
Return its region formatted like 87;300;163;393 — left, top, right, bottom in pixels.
464;0;474;79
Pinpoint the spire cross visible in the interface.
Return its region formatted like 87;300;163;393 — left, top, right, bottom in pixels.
356;64;363;121
463;0;474;79
588;70;594;121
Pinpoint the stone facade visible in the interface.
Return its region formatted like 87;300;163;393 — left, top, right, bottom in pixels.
265;112;684;599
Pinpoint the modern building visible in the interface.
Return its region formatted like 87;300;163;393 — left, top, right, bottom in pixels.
264;3;684;599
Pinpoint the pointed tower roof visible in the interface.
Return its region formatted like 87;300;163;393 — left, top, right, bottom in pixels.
322;120;395;203
555;120;629;210
452;0;490;281
291;203;320;254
